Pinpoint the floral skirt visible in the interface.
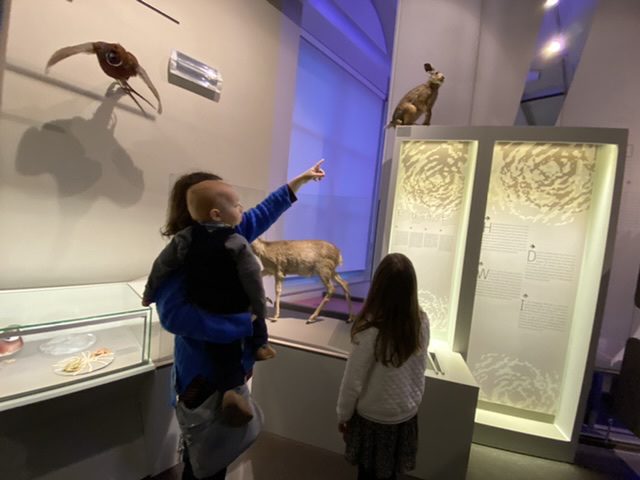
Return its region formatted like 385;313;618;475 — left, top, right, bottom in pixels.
344;412;418;478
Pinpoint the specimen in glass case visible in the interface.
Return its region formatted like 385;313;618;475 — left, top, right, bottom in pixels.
39;333;97;356
0;326;23;357
53;347;114;376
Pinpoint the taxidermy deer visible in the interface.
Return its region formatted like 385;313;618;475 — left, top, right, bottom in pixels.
46;41;162;114
251;239;352;324
387;63;444;128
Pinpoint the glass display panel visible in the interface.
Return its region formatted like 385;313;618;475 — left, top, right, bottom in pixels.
0;283;148;331
0;284;151;407
387;140;477;346
467;141;617;421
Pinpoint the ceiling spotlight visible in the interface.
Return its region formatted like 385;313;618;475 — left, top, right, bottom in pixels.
542;37;565;57
544;0;559;8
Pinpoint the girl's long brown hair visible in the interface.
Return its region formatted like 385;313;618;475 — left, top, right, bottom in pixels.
351;253;423;367
161;171;222;237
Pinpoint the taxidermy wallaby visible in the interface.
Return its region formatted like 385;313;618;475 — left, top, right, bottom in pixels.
387;63;444;128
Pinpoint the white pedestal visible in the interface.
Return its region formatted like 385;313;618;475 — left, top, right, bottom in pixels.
252;314;478;480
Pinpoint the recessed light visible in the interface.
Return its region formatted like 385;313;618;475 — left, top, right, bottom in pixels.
542;37;565;57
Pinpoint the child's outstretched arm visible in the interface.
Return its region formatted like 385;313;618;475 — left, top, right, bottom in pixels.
287;159;325;193
236;160;325;242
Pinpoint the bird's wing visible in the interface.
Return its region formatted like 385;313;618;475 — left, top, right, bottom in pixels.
45;42;96;73
136;64;162;114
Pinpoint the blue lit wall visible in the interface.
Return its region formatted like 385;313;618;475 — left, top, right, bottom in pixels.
283;39;384;272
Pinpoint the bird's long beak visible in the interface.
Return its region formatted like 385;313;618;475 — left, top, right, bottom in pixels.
45;42;96;73
136;64;162;114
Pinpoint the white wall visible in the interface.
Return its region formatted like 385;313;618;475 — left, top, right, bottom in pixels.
0;0;300;289
470;0;546;125
557;0;640;368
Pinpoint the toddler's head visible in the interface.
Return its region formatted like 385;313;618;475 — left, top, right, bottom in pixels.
187;180;243;226
162;172;222;237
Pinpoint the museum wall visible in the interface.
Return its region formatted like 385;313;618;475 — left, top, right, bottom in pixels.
0;0;300;289
557;0;640;368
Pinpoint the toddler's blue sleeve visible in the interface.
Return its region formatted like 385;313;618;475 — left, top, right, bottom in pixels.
236;185;293;242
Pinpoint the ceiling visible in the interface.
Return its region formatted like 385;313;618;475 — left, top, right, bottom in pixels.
520;0;599;124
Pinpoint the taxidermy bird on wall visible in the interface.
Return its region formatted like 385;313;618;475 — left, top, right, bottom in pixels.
46;41;162;114
387;63;444;128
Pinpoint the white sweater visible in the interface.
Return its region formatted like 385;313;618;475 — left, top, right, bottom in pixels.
336;316;430;424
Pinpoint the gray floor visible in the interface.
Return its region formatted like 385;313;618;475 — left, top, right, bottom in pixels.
153;432;640;480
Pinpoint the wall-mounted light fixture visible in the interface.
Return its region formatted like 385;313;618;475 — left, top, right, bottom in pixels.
168;50;223;102
544;0;559;9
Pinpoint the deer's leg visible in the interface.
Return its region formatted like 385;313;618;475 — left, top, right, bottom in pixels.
333;273;353;323
308;275;334;324
271;271;284;321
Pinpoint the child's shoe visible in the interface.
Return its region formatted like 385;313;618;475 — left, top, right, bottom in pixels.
255;344;277;361
222;390;254;426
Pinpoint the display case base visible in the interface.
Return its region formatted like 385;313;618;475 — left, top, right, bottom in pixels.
279;296;362;322
0;365;180;479
252;312;479;480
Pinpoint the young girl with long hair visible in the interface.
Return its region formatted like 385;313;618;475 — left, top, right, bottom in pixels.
337;253;430;480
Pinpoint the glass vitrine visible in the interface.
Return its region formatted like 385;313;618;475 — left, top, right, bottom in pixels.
467;139;619;443
0;283;153;411
381;137;478;348
378;126;627;462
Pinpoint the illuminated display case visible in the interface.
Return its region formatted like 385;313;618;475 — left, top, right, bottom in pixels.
378;136;478;348
0;283;153;411
377;126;627;462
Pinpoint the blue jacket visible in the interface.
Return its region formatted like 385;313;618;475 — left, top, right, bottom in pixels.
155;185;293;397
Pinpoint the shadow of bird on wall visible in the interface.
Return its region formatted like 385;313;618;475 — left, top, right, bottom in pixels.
12;85;145;266
15;84;144;205
46;41;162;115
